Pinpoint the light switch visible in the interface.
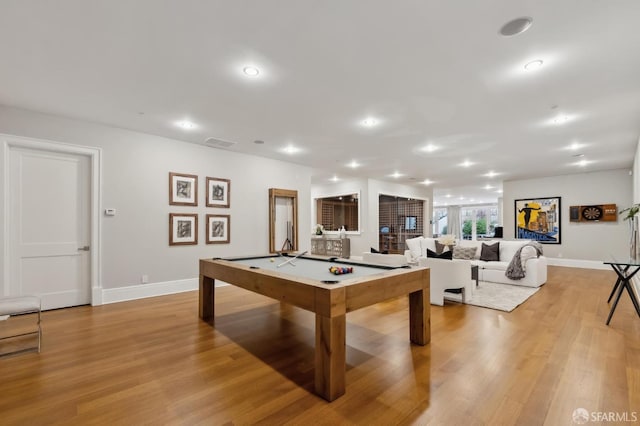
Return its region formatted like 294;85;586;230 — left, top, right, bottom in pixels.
105;208;116;216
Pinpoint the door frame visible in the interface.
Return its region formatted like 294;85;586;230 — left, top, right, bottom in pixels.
1;133;103;305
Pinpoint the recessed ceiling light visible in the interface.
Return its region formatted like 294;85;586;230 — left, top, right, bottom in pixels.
348;160;360;168
500;17;533;36
243;66;260;77
283;145;299;154
485;184;494;190
391;172;402;178
177;121;196;130
553;115;570;124
460;160;473;167
422;179;433;185
524;59;544;71
485;171;498;178
445;194;452;198
567;142;583;150
331;175;339;182
362;117;378;127
496;189;503;194
422;144;438;153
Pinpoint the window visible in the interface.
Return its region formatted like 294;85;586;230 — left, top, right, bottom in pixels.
461;205;499;239
433;205;498;239
432;207;448;236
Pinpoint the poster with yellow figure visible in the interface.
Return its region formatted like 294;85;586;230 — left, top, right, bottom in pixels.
515;197;561;244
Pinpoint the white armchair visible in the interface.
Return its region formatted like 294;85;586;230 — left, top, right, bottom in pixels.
418;257;475;306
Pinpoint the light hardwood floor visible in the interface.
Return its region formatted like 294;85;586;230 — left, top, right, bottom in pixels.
1;266;639;425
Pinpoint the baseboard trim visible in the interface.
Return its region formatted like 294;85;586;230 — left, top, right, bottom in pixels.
101;278;198;305
546;258;609;270
100;278;231;305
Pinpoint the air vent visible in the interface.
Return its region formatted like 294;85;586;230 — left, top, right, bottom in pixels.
204;137;236;149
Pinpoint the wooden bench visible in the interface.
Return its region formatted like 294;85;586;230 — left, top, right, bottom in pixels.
0;296;41;356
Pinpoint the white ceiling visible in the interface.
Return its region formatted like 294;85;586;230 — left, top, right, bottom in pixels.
1;1;639;206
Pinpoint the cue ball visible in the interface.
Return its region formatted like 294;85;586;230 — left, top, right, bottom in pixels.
270;258;275;262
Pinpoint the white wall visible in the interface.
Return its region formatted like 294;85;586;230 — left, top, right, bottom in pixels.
503;169;632;262
0;105;311;297
311;177;369;255
633;137;640;203
311;178;433;256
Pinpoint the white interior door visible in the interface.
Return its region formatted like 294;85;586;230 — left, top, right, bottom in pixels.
8;147;91;310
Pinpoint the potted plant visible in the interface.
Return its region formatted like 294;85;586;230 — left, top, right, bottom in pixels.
620;204;640;259
620;204;640;221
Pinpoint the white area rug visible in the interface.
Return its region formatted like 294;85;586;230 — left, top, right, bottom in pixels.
445;281;541;312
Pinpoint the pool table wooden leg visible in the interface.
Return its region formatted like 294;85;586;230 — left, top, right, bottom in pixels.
199;275;215;325
409;289;430;345
315;313;346;401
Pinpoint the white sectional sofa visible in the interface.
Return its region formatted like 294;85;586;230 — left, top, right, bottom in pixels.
406;236;547;289
457;239;547;287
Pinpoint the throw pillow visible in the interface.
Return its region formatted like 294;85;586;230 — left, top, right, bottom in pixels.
371;247;389;254
405;236;423;260
480;242;500;262
427;248;453;260
435;241;448;254
453;245;477;260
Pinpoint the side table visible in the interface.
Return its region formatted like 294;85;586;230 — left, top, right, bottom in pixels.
604;258;640;325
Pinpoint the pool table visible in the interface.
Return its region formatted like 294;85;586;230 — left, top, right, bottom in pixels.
199;254;430;401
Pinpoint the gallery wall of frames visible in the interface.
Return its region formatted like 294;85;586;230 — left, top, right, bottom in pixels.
168;172;231;246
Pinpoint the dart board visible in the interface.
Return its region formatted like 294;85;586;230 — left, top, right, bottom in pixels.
581;206;603;221
569;204;617;222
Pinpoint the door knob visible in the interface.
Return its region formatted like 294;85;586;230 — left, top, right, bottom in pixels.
77;246;90;251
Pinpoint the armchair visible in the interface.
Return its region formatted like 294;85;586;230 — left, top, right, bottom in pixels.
418;257;474;306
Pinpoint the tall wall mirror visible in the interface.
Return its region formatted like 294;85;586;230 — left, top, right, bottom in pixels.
314;192;360;233
269;188;298;253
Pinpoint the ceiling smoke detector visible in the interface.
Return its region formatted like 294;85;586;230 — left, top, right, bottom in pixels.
204;137;236;149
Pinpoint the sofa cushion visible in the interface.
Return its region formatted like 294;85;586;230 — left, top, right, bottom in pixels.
370;247;389;254
476;260;510;271
420;238;437;257
457;240;483;259
480;242;500;261
453;246;477;260
406;236;423;260
499;240;531;263
427;248;453;260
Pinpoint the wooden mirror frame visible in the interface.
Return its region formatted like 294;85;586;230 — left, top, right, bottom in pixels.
269;188;298;253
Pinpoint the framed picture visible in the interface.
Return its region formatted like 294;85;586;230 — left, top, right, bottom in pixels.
206;177;230;208
515;197;561;244
206;214;230;244
169;213;198;245
169;172;198;206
